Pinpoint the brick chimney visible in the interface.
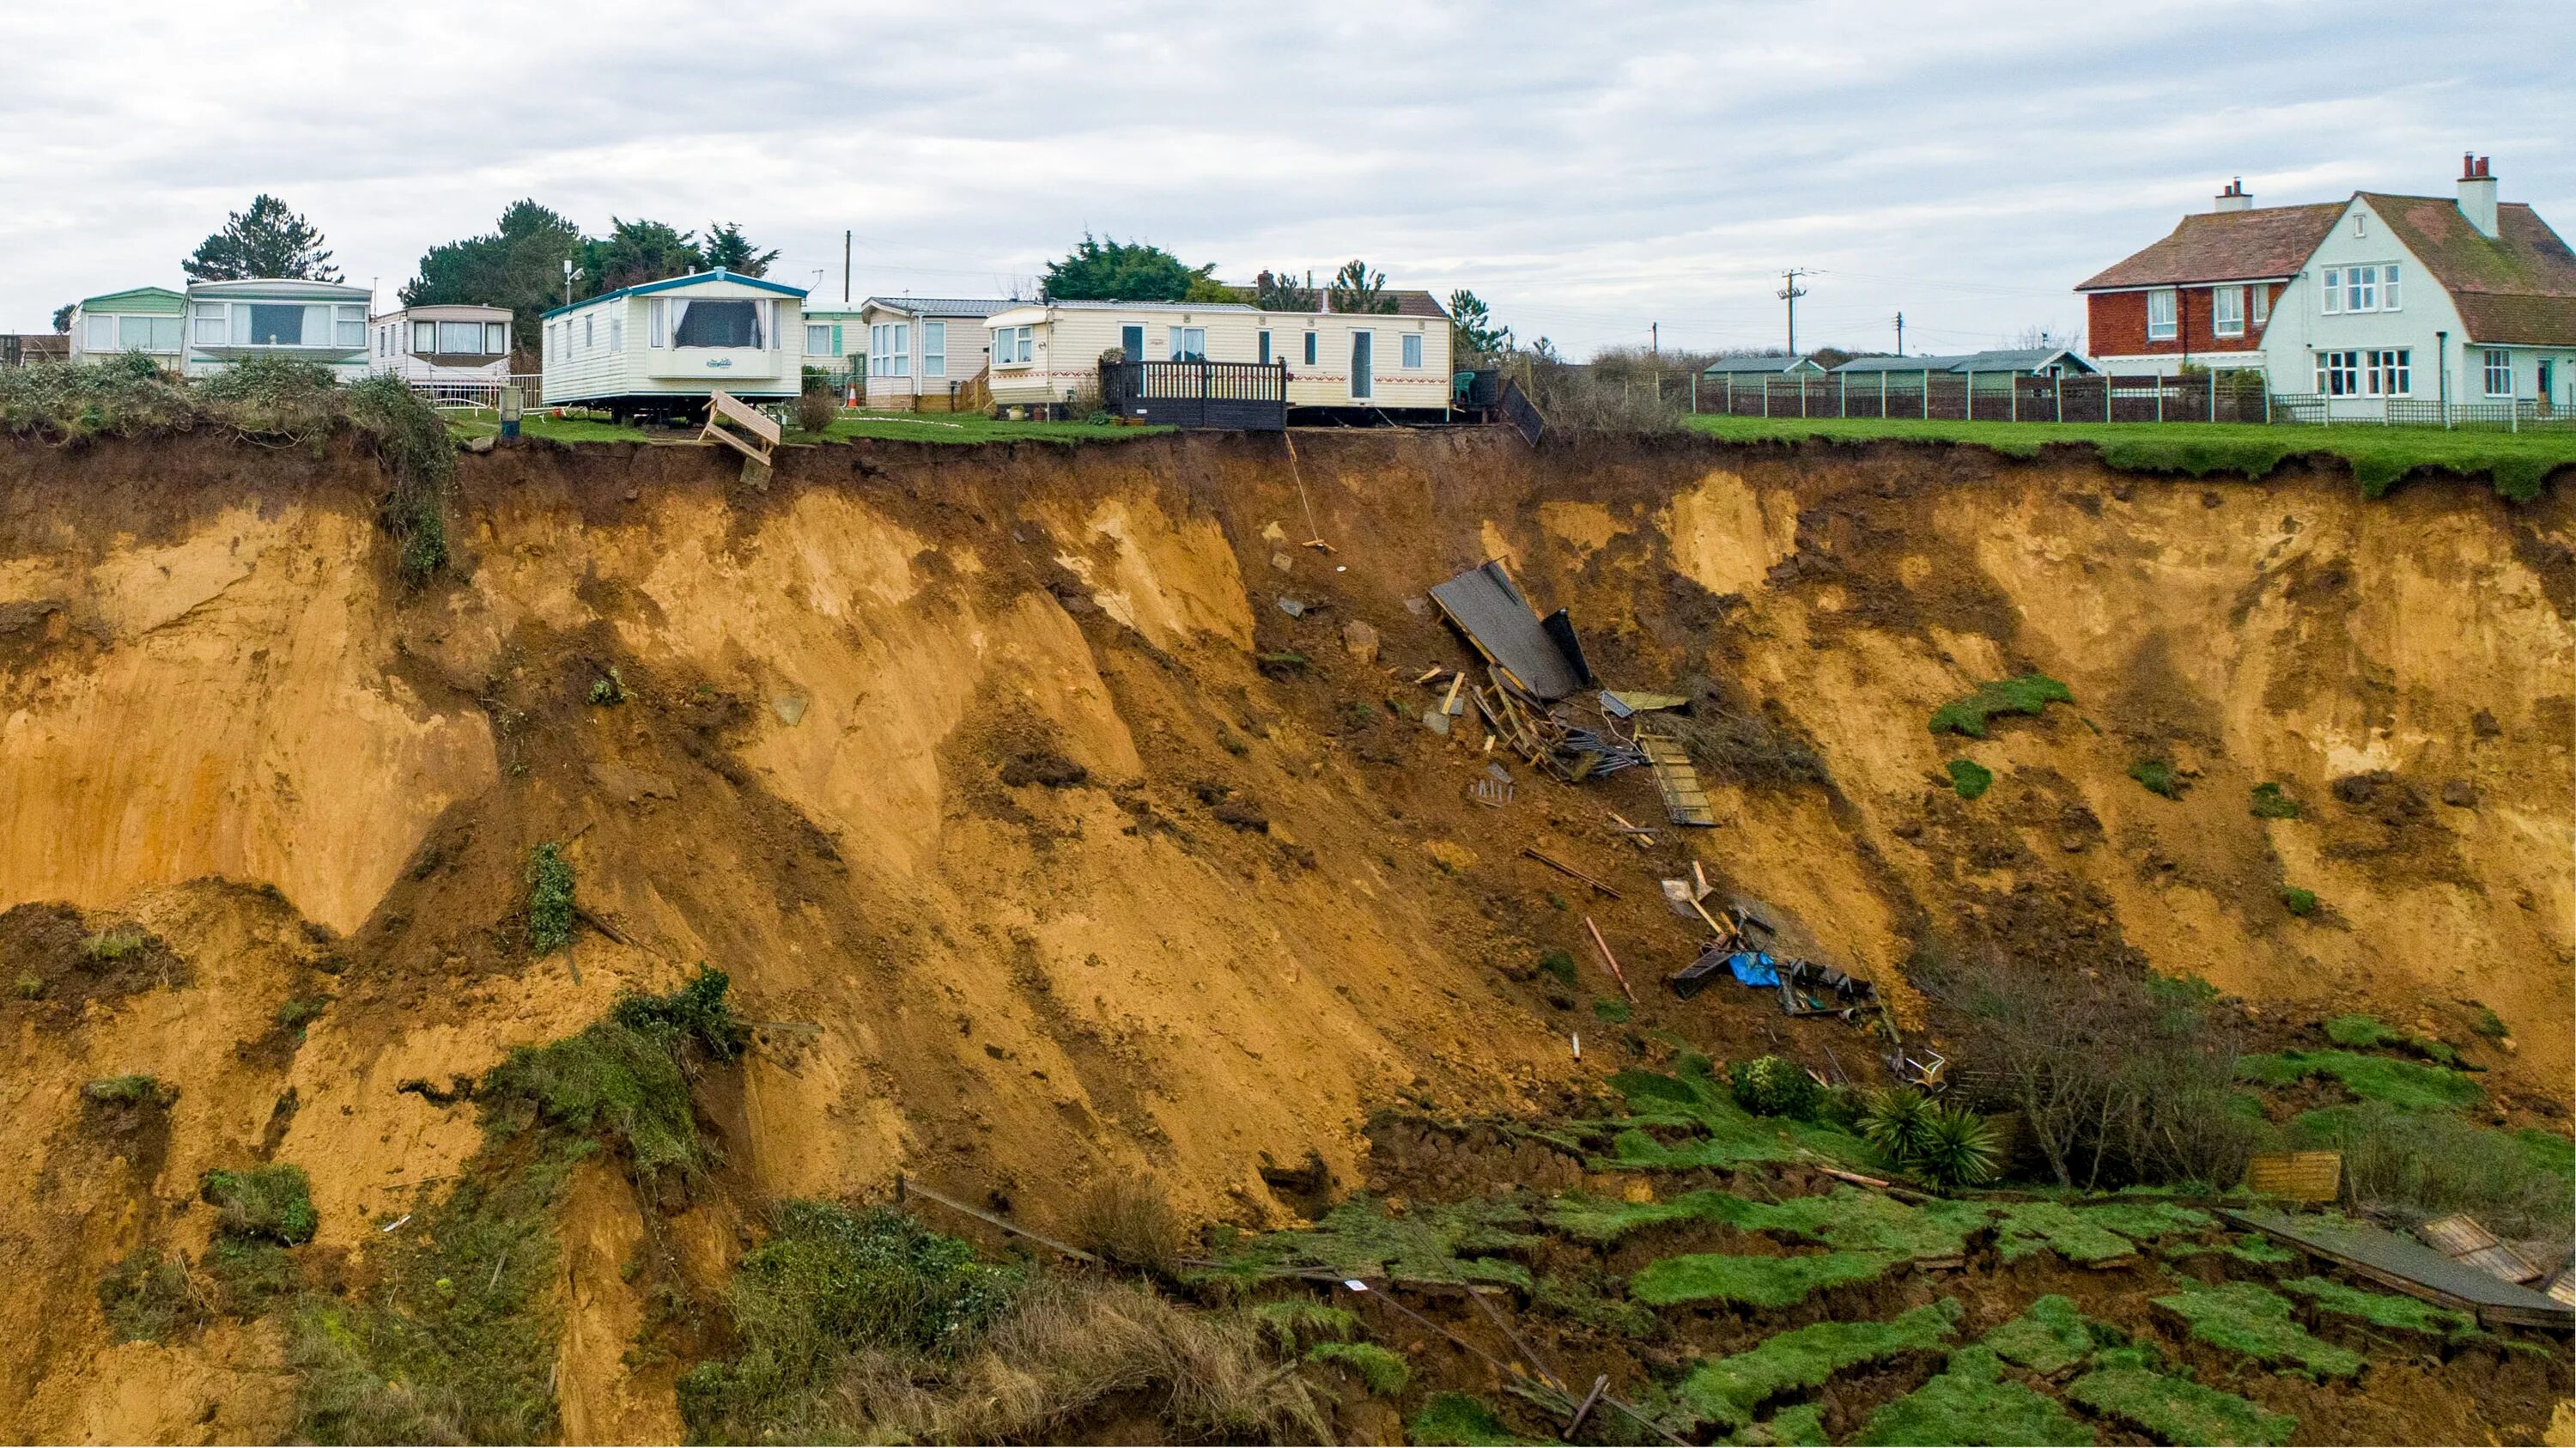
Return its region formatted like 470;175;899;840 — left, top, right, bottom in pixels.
2458;154;2499;238
2213;177;2253;214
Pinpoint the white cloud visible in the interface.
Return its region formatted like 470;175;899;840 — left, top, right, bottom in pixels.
0;0;2564;355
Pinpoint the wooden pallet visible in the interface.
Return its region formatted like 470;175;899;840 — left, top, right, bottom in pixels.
1637;733;1716;826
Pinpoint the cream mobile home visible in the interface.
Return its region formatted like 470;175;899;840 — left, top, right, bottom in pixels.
539;269;805;418
984;294;1452;420
854;297;1012;410
373;303;513;385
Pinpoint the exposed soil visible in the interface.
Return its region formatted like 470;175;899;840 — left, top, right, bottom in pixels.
0;426;2565;1439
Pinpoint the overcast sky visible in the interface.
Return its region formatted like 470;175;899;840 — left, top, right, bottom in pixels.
3;1;2567;356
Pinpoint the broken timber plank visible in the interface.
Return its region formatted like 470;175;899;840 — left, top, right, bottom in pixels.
1637;732;1717;826
1582;916;1637;1003
1522;848;1620;899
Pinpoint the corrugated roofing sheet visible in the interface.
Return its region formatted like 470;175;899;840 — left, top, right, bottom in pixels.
1428;561;1584;701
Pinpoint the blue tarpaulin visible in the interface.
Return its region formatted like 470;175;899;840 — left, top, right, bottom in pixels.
1726;951;1780;988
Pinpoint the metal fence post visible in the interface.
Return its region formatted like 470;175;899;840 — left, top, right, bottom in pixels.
1880;371;1887;417
1763;379;1771;418
1690;372;1698;415
2010;374;2019;423
2055;374;2063;423
1838;370;1846;419
2155;379;2164;423
1922;370;1930;420
1965;370;1975;422
2209;370;2217;423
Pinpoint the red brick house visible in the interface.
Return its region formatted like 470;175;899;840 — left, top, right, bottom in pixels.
2076;179;2342;374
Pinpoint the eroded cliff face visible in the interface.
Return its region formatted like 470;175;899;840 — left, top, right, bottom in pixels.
0;430;2566;1439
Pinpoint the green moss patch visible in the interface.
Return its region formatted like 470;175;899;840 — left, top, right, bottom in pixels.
2152;1282;2362;1378
1678;1299;1962;1429
1980;1293;2110;1375
1929;674;2073;739
1630;1250;1893;1308
1946;758;1994;799
1855;1346;2094;1445
2239;1049;2482;1110
2068;1364;2295;1445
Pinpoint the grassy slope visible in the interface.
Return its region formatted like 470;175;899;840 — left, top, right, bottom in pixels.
1685;415;2576;500
444;410;1168;447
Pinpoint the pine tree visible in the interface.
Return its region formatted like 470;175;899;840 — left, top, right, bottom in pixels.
183;196;341;282
1327;259;1396;316
701;223;780;277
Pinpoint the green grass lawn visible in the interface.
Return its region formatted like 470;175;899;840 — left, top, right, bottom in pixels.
1684;414;2576;501
446;408;654;443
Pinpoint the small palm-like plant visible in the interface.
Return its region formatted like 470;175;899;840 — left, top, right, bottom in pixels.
1913;1104;2002;1186
1860;1086;1937;1162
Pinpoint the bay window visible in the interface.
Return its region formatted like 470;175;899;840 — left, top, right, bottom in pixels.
2145;288;2177;341
671;299;762;349
993;325;1032;367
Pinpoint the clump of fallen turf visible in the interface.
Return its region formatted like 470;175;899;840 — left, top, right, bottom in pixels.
2152;1281;2361;1378
199;1164;319;1245
2238;1049;2482;1110
524;842;574;956
1630;1250;1893;1309
97;1249;202;1343
2249;782;2302;819
1980;1293;2109;1375
1199;1195;1536;1290
1307;1339;1409;1395
1729;1402;1827;1446
1854;1346;2093;1445
2129;758;2186;798
1929;674;2072;738
2280;885;2318;917
1408;1391;1529;1445
2324;1013;2460;1066
2068;1364;2295;1445
1677;1299;1962;1429
2282;1275;2476;1338
1946;758;1994;799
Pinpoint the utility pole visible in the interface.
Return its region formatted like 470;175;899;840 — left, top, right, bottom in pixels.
1777;269;1812;355
1650;321;1659;357
1893;312;1904;356
843;229;853;305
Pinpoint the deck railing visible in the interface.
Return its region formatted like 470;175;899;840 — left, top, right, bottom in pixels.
1099;360;1288;430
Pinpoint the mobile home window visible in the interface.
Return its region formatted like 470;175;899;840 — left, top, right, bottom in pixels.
2484;349;2513;396
1167;327;1206;362
2320;270;2342;314
2316;350;2359;396
117;314;180;351
2211;286;2245;338
923;321;945;376
193;304;225;345
673;299;762;348
2145;289;2177;340
585;315;595;350
82;313;114;351
336;306;365;348
488;322;509;353
415;320;438;352
1120;325;1144;362
1303;332;1317;365
241;303;307;346
995;325;1032;366
437;320;494;353
1258;330;1272;365
806;323;834;356
1401;332;1423;368
609;317;623;351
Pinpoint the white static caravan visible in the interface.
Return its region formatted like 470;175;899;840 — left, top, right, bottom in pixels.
984;296;1453;416
538;269;806;418
180;278;374;380
372;304;513;385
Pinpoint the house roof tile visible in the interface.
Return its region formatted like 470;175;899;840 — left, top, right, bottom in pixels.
2359;194;2576;346
2076;204;2344;290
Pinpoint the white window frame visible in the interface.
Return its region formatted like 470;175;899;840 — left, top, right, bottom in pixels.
585;315;595;350
2317;350;2359;397
2380;264;2402;312
2366;348;2410;397
82;313;115;351
2211;286;2245;338
2320;269;2342;315
923;321;945;376
1402;332;1424;368
609;316;623;352
806;323;834;356
335;306;365;349
2145;288;2178;341
1166;325;1206;362
487;321;509;353
414;320;440;353
2251;285;2270;326
2483;349;2513;397
2346;267;2376;313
